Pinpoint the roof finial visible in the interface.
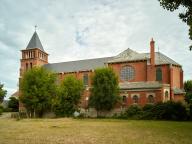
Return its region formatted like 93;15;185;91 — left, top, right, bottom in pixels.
35;25;37;31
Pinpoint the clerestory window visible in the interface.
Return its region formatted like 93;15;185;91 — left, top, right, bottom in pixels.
156;67;162;81
120;66;135;81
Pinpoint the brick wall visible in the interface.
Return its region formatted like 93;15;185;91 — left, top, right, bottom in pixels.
109;61;147;82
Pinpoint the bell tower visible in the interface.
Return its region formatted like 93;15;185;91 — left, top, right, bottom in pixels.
19;29;49;111
20;30;48;77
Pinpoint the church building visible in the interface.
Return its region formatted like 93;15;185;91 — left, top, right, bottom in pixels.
19;31;185;110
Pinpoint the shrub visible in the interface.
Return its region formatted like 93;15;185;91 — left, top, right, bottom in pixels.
54;101;76;117
143;104;154;111
0;106;3;115
117;102;188;121
121;105;142;119
8;97;19;112
190;104;192;120
151;101;188;121
77;112;86;118
3;107;12;112
142;104;155;119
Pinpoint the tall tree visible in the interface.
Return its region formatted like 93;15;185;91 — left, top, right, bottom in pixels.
8;97;19;112
184;80;192;104
0;83;7;103
89;68;120;116
158;0;192;50
20;67;57;117
54;75;84;117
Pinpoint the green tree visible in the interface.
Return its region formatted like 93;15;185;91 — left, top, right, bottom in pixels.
184;80;192;104
8;97;19;112
20;67;56;117
89;68;119;116
54;75;84;117
158;0;192;50
0;83;7;103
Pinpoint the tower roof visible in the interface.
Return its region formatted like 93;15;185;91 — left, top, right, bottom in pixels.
26;31;44;51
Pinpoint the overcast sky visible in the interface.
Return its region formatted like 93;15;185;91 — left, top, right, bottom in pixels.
0;0;191;98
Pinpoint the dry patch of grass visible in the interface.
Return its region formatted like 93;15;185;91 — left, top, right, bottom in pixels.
0;118;192;144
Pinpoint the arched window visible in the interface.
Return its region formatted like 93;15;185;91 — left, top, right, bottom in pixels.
165;91;169;101
26;63;28;70
83;73;88;86
122;96;127;103
30;63;32;69
120;66;135;81
132;95;139;104
148;95;155;103
156;67;162;81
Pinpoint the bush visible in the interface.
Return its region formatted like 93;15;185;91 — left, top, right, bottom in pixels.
54;101;76;117
143;104;154;111
3;107;12;112
120;105;142;119
190;104;192;120
8;97;19;112
118;102;188;121
142;104;155;119
0;106;3;115
151;101;188;121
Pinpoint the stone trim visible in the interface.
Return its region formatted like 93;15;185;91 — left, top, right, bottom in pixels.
131;93;140;98
146;93;156;98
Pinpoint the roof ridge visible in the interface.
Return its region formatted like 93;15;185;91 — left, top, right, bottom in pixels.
45;56;114;65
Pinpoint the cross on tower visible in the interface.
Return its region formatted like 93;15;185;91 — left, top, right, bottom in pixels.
35;25;37;31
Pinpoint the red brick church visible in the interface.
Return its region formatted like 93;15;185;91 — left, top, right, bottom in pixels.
19;31;185;110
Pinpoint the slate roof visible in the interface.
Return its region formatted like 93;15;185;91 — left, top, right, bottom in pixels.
11;90;19;98
44;57;113;73
108;48;148;62
26;31;44;51
145;52;180;66
108;48;180;66
119;81;170;90
44;48;181;73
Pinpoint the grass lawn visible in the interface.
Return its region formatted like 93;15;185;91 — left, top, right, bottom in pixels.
0;118;192;144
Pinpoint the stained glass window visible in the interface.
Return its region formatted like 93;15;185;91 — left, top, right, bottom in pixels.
120;66;135;81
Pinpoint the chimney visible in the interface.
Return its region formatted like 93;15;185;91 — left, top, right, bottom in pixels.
150;38;155;65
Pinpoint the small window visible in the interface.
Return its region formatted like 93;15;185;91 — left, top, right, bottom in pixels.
120;66;135;81
165;91;169;101
30;63;32;69
156;67;162;81
33;51;35;58
122;96;127;103
132;95;139;104
148;95;155;103
83;73;88;86
26;63;28;70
